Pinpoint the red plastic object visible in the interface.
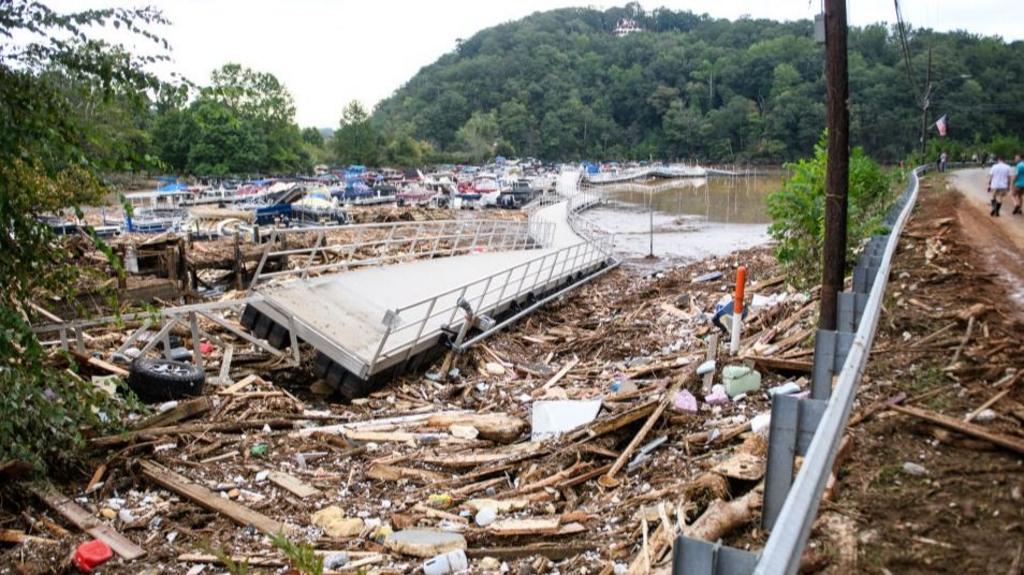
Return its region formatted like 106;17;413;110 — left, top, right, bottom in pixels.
199;341;215;355
73;539;112;572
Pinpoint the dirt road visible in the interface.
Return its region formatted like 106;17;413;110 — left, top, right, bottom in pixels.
949;168;1024;307
829;172;1024;574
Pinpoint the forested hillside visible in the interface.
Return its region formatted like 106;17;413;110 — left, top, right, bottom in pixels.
372;3;1024;163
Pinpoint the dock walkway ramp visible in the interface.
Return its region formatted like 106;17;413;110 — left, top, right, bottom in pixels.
242;170;616;397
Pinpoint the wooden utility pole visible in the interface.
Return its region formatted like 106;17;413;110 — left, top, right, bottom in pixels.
919;47;933;157
819;0;849;331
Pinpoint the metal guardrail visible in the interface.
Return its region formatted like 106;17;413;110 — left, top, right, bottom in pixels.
673;166;926;574
249;219;555;287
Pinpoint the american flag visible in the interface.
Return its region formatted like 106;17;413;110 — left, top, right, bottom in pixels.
935;115;948;137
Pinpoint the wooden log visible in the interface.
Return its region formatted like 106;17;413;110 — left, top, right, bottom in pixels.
425;412;528;443
91;418;296;447
32;487;146;560
685;484;763;541
890;404;1024;454
0;529;59;545
465;543;594;560
139;460;289;535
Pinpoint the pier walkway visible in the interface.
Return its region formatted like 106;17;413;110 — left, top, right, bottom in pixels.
244;170;616;394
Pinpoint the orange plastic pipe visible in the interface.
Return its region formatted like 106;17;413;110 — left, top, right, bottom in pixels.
734;266;747;314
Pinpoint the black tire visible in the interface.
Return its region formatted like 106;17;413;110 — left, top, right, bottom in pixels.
127;357;205;403
253;314;274;339
267;323;290;349
240;305;260;330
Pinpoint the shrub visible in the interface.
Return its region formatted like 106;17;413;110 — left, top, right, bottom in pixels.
767;133;896;285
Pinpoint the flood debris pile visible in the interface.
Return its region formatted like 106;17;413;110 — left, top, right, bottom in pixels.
2;247;842;574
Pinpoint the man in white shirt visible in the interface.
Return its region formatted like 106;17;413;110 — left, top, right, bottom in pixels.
988;156;1013;217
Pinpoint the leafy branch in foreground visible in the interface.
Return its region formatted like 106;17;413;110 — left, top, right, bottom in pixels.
767;132;897;285
0;1;167;474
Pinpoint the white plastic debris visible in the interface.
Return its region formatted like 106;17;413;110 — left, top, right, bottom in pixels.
530;399;602;441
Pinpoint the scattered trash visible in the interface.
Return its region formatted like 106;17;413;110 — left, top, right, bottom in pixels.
311;506;364;537
485;362;506;376
693;271;723;282
705;384;730;406
902;462;929;476
973;409;997;423
768;381;801;396
723;365;761;398
73;540;112;572
323;551;350;569
249;443;268;457
423;548;469;575
696;360;716;376
751;412;771;435
671;389;698;414
530;399;603;441
385;529;467;558
475;506;497;527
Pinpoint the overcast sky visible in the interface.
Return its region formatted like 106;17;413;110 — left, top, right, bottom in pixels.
44;0;1019;127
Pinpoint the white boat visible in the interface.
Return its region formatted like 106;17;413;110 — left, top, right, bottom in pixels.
472;173;502;207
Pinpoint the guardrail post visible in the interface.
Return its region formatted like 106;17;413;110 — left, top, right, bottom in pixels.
762;394;828;530
670;537;758;575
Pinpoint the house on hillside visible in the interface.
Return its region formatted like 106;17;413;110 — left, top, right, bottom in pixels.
613;18;643;37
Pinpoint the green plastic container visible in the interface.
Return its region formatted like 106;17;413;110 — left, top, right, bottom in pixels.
722;365;761;398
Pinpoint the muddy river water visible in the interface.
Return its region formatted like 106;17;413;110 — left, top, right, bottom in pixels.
580;174;783;262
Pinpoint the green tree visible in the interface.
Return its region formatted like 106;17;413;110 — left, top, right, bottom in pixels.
332;100;379;165
457;110;501;162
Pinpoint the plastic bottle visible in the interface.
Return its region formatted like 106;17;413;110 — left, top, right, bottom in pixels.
423;549;469;575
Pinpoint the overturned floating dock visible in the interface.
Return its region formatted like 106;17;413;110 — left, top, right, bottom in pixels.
243;172;617;398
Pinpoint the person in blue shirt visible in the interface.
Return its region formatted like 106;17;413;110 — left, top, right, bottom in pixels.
1013;153;1024;215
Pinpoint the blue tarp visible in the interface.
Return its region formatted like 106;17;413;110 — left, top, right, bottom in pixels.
157;182;188;192
584;163;599;174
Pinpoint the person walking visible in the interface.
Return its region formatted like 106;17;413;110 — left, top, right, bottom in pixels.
988;155;1013;217
1013;153;1024;215
939;150;948;173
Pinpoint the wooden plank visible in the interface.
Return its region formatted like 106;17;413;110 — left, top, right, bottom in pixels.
132;396;212;431
465;543;594;560
72;352;129;377
32;487;146;560
487;517;561;536
536;357;580;394
366;463;448;484
139;460;288;535
891;404;1024;455
743;355;813;374
702;333;719;394
267;471;321;499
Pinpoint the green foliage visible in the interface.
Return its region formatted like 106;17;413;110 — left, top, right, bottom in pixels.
271;533;324;575
373;6;1024;162
332;100;380;166
767;133;897;284
0;1;164;473
151;63;310;175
